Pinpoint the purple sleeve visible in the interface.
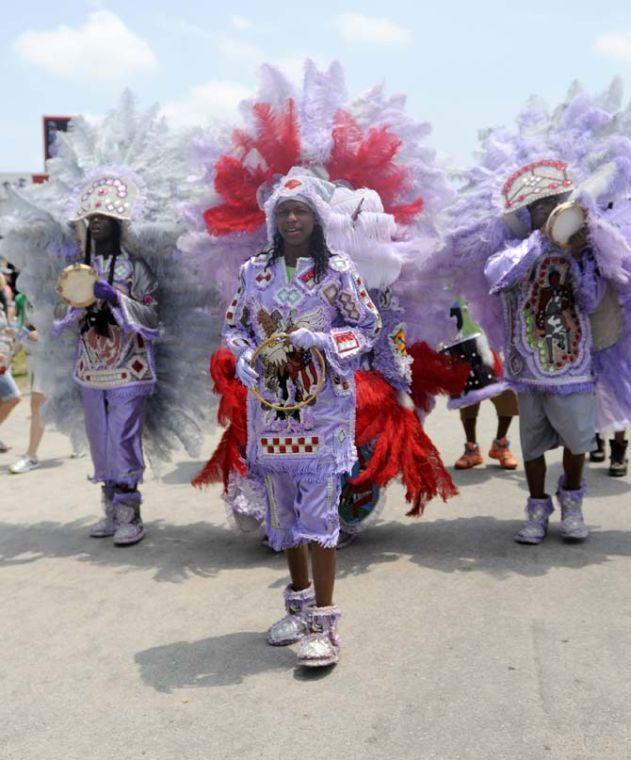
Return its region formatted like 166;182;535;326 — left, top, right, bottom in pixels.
222;265;256;359
52;306;84;336
323;259;382;376
485;233;543;294
109;259;159;341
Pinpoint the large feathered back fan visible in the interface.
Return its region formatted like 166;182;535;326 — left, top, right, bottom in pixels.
0;92;221;465
442;80;631;431
178;59;454;322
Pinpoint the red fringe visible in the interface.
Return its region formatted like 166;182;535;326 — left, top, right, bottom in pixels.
233;100;300;176
353;371;457;516
191;348;248;489
408;341;470;413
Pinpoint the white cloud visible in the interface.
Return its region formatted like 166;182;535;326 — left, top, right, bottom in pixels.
154;14;213;41
231;15;253;31
161;80;252;128
336;12;411;45
14;10;158;81
594;31;631;62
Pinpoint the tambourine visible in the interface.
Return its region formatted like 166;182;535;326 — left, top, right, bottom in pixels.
544;202;586;248
56;263;98;308
249;332;327;412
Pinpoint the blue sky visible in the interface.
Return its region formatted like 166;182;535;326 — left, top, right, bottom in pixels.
3;0;631;172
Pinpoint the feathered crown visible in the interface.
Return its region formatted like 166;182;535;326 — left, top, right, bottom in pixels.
501;159;574;212
180;60;452;297
67;166;147;224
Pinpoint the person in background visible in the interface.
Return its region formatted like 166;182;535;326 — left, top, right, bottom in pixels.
0;296;20;453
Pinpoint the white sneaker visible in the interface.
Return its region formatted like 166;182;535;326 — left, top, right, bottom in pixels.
9;456;40;474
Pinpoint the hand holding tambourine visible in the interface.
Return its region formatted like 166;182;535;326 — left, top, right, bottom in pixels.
56;263;98;308
544;202;587;249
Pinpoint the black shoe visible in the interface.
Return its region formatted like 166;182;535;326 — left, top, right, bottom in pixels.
609;439;628;477
590;434;606;463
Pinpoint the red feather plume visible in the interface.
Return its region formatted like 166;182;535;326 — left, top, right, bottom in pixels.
408;341;470;413
203;100;300;237
325;109;424;224
353;370;457;516
192;348;248;489
194;356;457;517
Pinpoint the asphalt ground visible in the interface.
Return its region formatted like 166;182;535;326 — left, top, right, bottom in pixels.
1;393;630;760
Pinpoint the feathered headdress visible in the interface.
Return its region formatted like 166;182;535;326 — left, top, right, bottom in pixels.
442;79;631;348
0;92;220;464
178;60;453;299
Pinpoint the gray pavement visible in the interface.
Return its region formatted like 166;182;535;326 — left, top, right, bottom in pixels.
1;394;631;760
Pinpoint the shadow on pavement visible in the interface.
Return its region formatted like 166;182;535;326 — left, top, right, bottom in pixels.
343;514;631;580
134;631;295;691
159;460;206;485
0;518;288;582
1;506;630;584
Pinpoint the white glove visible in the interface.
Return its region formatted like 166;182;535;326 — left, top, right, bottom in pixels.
236;350;259;389
290;328;329;351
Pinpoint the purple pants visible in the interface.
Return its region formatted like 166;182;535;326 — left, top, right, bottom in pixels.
81;387;148;488
262;470;341;551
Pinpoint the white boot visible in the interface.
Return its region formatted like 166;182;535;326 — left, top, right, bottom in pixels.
112;491;145;546
267;584;315;646
514;496;554;545
296;605;341;668
557;477;589;541
89;486;117;538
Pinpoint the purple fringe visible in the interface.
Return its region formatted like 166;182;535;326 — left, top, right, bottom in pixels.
90;470;144;488
112;296;160;341
447;381;508;410
266;526;339;552
52;307;84;336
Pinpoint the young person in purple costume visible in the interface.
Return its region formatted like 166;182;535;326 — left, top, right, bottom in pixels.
224;171;381;667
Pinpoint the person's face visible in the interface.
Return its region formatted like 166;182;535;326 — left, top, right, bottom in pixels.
89;214;118;243
275;200;315;246
528;195;562;231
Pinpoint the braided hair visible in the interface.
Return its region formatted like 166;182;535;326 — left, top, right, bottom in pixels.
84;217;123;285
82;216;123;336
267;223;331;282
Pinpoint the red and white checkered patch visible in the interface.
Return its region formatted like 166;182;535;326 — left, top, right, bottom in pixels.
225;285;242;326
254;270;273;289
332;329;361;357
354;275;377;312
260;436;320;455
298;267;316;291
